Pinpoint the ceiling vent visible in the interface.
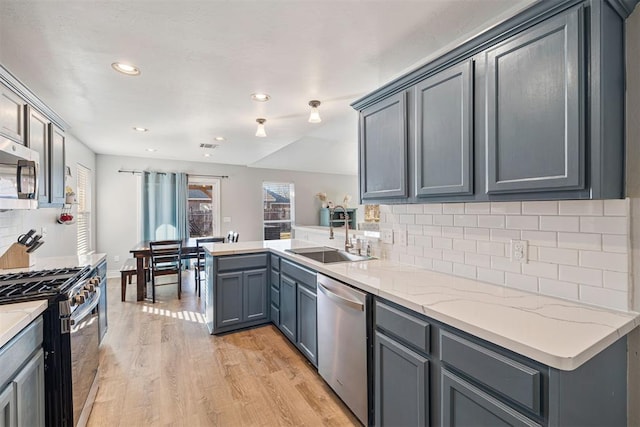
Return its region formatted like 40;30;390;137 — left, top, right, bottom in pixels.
199;143;218;150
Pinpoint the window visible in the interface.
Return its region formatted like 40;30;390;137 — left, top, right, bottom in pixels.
263;182;294;240
76;164;92;255
188;177;221;237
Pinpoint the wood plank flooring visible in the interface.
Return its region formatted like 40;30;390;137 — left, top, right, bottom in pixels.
87;273;360;426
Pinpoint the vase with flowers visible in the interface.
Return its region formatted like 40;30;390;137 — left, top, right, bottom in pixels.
316;192;328;208
65;186;75;204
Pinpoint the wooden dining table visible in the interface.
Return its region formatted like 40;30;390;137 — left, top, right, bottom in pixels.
129;238;217;301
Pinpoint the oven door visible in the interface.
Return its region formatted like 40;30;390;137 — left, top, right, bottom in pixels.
69;288;100;426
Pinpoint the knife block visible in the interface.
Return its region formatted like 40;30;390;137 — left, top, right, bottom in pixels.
0;243;36;269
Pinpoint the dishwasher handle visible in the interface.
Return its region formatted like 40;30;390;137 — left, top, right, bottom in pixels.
317;282;364;312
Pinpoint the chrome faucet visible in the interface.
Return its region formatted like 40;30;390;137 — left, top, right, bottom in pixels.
329;205;352;252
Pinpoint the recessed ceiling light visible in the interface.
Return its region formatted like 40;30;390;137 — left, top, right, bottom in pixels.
133;127;149;132
251;93;271;102
203;153;211;158
111;62;141;76
214;136;226;142
146;148;157;152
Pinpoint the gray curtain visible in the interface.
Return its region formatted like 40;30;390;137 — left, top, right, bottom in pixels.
142;172;188;241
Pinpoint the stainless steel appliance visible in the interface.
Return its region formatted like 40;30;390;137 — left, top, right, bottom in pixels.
317;274;369;425
0;264;104;426
0;138;39;209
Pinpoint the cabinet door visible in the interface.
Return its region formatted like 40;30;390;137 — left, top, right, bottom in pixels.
0;82;26;145
27;107;50;203
49;125;66;205
375;332;429;427
441;370;540;427
296;284;317;366
279;275;297;342
359;92;408;200
415;60;473;197
485;8;584;194
14;349;44;427
243;268;268;322
215;272;243;327
0;383;16;427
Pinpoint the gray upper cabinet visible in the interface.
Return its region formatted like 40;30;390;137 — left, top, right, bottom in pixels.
359;92;408;200
49;125;66;205
415;59;473;197
485;7;584;194
27;107;50;204
0;82;26;145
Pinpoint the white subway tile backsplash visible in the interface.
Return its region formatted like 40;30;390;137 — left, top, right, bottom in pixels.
604;199;628;216
443;203;465;214
491;202;521;215
580;251;628;272
602;234;628;253
442;226;464;239
558;200;603;216
432;259;453;274
454;215;478;227
414;256;433;269
476;241;505;257
490;229;521;242
399;214;415;224
506;216;539;230
505;273;538;292
464;227;490;241
538;247;578;266
454;263;477;279
539;279;579;300
540;216;579;232
423;204;443;214
453;239;476;253
399;254;415;265
491;256;522;273
407;245;424;257
433;215;454;226
477;268;505;285
416;214;433;225
603;271;629;291
423;248;443;259
557;232;602;251
478;215;505;228
559;265;603;287
443;249;465;263
521;230;557;247
392;205;408;214
433;237;453;250
414;235;433;248
521;201;558;215
580;217;628;235
406;205;424;214
465;202;491;214
423;225;442;237
407;224;424;235
579;286;628;310
527;246;538;261
522;261;558;279
465;252;491;268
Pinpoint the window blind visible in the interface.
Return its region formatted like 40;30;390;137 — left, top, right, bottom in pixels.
76;164;92;255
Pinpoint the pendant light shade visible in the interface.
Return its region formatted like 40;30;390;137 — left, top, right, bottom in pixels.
255;118;267;137
308;100;321;123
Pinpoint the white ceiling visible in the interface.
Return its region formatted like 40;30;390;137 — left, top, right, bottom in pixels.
0;0;535;176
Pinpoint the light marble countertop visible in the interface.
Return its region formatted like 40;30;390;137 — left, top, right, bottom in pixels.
0;300;48;348
0;253;107;274
204;239;640;371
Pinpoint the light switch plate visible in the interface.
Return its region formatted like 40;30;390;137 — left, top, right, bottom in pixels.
394;229;408;246
381;229;394;244
223;217;231;223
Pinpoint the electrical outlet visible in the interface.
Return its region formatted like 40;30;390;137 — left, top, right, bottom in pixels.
381;229;394;244
510;239;528;263
394;229;408;246
114;255;120;262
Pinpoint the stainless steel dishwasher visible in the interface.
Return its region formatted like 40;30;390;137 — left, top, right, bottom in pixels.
317;274;368;425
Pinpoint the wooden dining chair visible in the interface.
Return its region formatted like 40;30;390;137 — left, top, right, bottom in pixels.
149;239;183;303
195;237;225;296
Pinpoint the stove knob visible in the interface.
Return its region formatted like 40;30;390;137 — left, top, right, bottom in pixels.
84;283;96;292
89;277;100;285
73;294;86;305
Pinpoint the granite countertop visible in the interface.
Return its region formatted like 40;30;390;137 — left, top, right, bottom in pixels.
0;253;107;274
0;300;48;348
204;239;640;371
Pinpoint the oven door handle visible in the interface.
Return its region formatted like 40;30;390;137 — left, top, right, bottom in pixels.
70;288;101;326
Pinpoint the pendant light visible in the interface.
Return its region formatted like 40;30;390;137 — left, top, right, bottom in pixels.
255;118;267;137
308;100;322;123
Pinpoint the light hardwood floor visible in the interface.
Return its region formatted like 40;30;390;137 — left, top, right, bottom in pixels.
87;273;360;426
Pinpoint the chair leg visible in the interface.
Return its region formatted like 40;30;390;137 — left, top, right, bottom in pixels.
121;273;126;302
178;270;182;300
151;272;156;303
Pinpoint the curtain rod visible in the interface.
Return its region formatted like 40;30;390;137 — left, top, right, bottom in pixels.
117;169;229;179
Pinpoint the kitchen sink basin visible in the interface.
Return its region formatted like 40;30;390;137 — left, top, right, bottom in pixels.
286;247;373;264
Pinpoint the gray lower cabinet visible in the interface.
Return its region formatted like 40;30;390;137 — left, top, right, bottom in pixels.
485;6;584;194
279;274;296;342
296;283;317;366
359;92;408;201
375;331;429;426
0;317;44;427
206;253;269;334
415;59;473;197
441;369;540;427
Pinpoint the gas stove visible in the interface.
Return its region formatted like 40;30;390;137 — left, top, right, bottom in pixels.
0;266;91;304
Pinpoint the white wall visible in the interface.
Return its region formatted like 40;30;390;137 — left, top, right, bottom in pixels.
0;133;96;259
95;154;358;273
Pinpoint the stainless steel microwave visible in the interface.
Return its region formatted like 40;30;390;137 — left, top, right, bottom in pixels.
0;137;39;209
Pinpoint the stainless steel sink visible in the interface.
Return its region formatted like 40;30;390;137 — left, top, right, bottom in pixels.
286;247;373;264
